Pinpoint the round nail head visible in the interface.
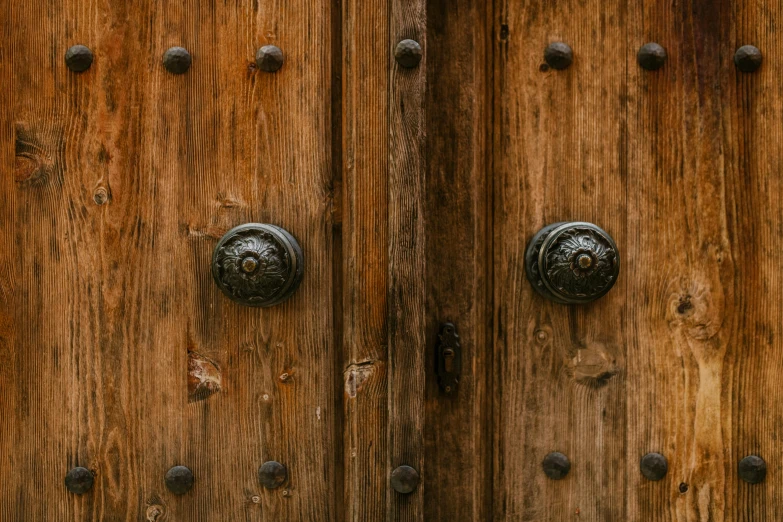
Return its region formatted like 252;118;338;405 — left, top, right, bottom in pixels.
637;42;667;71
640;452;668;481
738;455;767;484
394;39;423;69
256;45;284;73
734;45;762;73
542;451;571;480
165;465;194;495
258;461;288;489
163;47;192;75
65;45;94;73
544;42;573;70
65;466;94;494
390;465;420;494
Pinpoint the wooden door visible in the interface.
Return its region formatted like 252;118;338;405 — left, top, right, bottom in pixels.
1;0;781;521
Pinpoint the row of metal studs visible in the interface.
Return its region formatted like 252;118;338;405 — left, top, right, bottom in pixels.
63;39;425;75
64;462;422;495
542;452;767;485
543;41;763;72
64;461;289;496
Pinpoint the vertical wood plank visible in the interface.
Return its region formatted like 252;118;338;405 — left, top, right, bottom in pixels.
626;1;736;520
340;0;390;517
388;0;426;520
727;3;783;520
0;1;16;520
492;0;627;519
423;0;491;520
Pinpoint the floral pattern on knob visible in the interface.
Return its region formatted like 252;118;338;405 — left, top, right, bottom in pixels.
212;224;304;307
525;222;619;304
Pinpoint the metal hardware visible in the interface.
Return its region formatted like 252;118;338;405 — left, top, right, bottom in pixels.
394;39;423;68
525;221;619;304
212;223;304;307
542;452;570;480
64;467;94;494
640;452;668;481
258;461;288;489
544;42;573;70
165;465;194;495
256;45;284;73
734;45;762;73
436;323;460;393
637;43;667;71
163;47;192;74
390;465;419;494
65;45;94;73
738;455;766;484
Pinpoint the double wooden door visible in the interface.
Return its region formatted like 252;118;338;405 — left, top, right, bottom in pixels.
1;0;781;520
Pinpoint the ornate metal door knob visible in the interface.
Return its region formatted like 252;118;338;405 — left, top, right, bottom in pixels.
212;223;304;307
525;221;619;304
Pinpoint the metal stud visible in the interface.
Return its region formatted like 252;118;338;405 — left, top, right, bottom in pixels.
162;47;192;75
258;461;288;489
542;452;571;480
738;455;767;484
640;452;668;481
65;45;94;73
390;465;420;494
394;39;423;69
255;45;284;73
544;42;573;70
637;43;667;71
734;45;762;73
164;465;194;495
64;466;94;494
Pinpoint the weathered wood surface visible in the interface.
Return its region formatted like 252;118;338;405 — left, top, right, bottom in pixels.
340;0;427;519
423;0;491;520
4;0;783;521
492;0;627;520
626;0;783;521
340;0;391;519
1;1;337;520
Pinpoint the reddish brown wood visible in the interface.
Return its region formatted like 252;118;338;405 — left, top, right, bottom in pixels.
340;0;391;517
626;0;783;520
492;0;627;519
387;0;427;520
2;1;337;520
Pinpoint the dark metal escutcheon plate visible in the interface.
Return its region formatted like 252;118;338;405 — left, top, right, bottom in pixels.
212;223;304;307
525;221;619;304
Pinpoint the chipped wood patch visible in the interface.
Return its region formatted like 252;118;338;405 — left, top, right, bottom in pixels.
188;351;222;402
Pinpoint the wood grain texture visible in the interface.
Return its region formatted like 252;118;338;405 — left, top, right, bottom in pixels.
492;0;627;520
387;0;427;520
726;3;783;519
0;1;16;521
340;0;391;517
627;0;783;520
423;0;491;520
2;1;337;520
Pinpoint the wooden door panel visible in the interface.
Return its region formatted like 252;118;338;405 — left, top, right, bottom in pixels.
1;1;337;520
492;0;627;520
